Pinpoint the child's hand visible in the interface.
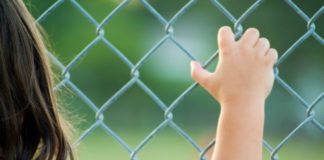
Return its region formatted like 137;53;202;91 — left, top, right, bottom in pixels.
191;26;278;106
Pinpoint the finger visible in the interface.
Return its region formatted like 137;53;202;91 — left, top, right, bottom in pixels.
255;37;270;55
218;26;235;52
190;61;212;88
266;48;278;65
238;28;260;46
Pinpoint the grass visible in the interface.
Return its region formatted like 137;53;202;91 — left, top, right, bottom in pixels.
73;128;324;160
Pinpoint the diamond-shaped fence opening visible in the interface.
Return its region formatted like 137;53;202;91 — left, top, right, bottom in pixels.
25;0;323;160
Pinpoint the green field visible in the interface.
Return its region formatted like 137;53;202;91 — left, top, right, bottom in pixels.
73;129;324;160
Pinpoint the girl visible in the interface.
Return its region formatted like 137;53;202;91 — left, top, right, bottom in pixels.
0;0;73;159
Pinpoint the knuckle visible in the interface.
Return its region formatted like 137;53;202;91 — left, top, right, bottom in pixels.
239;43;252;52
219;42;234;52
220;41;236;51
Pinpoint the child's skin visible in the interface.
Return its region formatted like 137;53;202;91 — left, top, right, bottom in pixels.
191;26;278;160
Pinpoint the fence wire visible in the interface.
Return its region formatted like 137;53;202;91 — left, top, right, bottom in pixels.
32;0;324;160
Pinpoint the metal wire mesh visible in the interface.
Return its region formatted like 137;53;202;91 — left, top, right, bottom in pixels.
31;0;323;159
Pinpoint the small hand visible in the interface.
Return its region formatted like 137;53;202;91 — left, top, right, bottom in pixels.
191;26;278;106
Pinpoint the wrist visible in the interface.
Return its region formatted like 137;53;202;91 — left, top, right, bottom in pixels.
220;96;265;114
219;92;266;107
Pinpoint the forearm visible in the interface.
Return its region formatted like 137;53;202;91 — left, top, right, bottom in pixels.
211;99;265;160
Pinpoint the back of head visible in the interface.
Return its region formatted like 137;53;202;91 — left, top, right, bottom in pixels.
0;0;73;159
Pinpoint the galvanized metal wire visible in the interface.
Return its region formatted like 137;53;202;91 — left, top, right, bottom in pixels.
33;0;323;159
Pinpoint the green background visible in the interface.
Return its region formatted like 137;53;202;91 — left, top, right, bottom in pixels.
25;0;324;159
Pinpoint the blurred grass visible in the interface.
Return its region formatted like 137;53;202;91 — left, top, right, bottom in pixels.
74;130;324;160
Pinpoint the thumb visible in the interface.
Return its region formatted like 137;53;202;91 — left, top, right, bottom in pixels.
190;61;212;88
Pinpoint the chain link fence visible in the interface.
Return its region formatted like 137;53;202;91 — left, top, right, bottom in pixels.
30;0;323;159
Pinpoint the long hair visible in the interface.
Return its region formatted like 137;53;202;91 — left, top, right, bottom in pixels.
0;0;74;159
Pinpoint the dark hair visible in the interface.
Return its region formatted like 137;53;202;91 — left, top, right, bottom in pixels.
0;0;74;159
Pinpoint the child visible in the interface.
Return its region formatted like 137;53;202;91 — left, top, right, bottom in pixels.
191;27;277;160
0;0;73;159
